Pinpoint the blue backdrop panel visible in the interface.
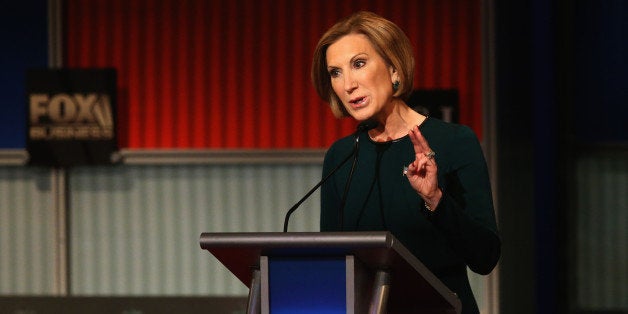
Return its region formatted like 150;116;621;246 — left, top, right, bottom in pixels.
0;0;48;148
269;257;346;314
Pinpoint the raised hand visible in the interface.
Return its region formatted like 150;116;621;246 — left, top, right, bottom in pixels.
405;125;442;211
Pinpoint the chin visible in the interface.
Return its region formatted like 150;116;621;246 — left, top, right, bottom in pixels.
347;110;374;122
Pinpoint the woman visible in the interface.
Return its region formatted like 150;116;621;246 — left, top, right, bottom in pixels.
312;11;500;313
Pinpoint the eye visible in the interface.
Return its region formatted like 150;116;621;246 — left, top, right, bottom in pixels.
353;59;366;69
329;68;340;78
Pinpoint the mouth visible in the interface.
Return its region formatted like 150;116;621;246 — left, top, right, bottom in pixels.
348;96;367;108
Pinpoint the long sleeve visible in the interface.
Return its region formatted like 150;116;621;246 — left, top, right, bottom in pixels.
429;125;501;275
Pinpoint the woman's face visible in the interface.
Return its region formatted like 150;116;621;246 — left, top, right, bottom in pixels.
326;33;397;122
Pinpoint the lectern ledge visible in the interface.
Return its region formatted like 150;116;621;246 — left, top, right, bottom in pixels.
199;231;461;314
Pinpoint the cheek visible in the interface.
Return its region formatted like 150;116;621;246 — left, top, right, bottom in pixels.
375;75;393;95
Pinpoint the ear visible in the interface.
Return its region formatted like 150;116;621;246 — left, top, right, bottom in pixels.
389;66;399;83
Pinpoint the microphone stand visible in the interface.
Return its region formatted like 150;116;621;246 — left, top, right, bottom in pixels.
282;120;377;232
338;134;360;230
282;147;355;232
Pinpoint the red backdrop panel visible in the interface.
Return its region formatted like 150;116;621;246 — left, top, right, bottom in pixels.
64;0;482;149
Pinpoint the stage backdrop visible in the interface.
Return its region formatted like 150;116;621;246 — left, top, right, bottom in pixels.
64;0;482;149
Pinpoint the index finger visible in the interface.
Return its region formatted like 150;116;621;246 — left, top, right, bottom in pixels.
409;125;431;155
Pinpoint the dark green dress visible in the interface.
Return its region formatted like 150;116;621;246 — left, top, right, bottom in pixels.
321;117;501;314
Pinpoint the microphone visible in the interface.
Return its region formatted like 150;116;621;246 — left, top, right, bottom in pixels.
338;119;377;230
282;120;378;232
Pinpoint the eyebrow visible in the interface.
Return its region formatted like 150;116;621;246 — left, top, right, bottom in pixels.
327;52;369;70
350;53;368;62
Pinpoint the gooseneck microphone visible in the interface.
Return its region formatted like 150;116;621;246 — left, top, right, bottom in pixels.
282;120;378;232
338;119;378;230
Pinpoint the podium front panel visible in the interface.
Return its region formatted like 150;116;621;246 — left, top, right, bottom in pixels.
265;257;346;314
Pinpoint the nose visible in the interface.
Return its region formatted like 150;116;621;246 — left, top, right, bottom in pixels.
343;73;357;94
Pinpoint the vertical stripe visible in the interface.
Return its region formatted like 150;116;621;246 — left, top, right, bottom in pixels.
64;0;485;148
240;0;258;148
0;167;55;294
159;1;173;147
288;0;305;145
127;0;141;147
208;0;223;147
77;1;90;66
575;154;628;308
469;0;483;138
191;0;207;148
94;1;106;66
174;0;191;147
457;0;471;133
423;0;436;88
224;0;239;148
439;1;453;86
305;0;320;148
271;0;290;148
112;0;126;147
258;0;272;148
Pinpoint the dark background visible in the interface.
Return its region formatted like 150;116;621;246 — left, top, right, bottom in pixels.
496;0;627;313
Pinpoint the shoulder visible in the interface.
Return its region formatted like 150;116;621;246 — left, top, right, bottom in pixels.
422;118;480;148
422;118;485;169
324;134;355;163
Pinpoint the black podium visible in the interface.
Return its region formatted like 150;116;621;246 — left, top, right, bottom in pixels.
199;232;461;314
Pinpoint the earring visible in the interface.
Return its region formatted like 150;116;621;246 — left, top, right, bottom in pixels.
392;80;400;92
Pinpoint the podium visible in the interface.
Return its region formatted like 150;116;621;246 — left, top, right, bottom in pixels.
199;232;461;314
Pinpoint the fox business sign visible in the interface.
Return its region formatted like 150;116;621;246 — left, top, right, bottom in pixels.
29;93;114;140
26;69;117;166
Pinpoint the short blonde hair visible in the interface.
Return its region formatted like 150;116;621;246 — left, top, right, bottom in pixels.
311;11;415;118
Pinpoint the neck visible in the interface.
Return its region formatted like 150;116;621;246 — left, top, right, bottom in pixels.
369;100;426;142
